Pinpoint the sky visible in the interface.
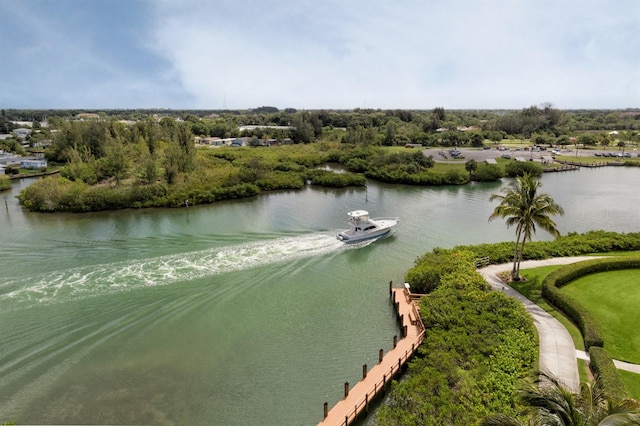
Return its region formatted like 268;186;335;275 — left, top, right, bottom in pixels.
0;0;638;110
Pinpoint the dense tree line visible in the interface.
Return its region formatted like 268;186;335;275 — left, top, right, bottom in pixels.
6;105;639;212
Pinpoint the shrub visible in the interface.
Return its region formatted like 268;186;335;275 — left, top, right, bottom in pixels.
589;346;629;400
0;175;11;191
405;250;483;293
17;176;69;212
449;231;640;265
256;171;305;190
473;163;503;182
504;161;543;177
307;170;366;187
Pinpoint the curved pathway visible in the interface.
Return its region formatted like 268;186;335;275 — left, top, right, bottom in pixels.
478;257;601;392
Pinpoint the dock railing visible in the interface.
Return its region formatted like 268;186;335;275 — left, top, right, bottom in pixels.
319;284;426;426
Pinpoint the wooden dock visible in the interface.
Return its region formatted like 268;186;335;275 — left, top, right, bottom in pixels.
318;285;425;426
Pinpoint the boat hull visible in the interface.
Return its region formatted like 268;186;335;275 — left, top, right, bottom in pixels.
337;224;395;243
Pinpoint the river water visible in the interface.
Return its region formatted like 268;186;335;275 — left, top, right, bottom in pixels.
1;167;639;425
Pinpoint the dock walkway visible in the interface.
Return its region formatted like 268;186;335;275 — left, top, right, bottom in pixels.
318;286;425;426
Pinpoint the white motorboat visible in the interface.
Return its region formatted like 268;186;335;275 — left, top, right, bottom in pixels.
337;210;399;243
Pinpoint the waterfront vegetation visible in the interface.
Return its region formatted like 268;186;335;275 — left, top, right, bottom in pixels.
0;175;10;191
2;106;638;212
377;250;538;425
382;234;640;424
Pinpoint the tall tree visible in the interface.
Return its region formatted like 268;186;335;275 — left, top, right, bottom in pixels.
465;159;478;180
175;123;195;173
103;134;128;186
489;173;564;280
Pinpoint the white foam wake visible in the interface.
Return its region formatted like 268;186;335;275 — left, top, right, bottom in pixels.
1;232;348;305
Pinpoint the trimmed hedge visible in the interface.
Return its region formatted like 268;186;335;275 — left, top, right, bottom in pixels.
541;257;640;349
589;346;629;400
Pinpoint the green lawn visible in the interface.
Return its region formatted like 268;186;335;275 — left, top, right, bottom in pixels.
620;370;640;400
560;269;640;364
515;263;640;397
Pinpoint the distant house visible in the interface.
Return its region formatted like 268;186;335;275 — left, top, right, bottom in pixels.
75;113;100;120
13;128;31;140
231;137;249;147
20;159;48;170
195;136;236;147
238;125;292;132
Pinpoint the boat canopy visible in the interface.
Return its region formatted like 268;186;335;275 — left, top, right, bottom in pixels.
347;210;370;224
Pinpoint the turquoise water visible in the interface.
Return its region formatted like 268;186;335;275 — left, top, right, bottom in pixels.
1;167;638;425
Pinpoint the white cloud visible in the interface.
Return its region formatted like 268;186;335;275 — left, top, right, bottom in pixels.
146;0;639;109
1;0;637;109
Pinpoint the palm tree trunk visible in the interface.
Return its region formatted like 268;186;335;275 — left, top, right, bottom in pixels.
515;236;527;280
511;228;522;280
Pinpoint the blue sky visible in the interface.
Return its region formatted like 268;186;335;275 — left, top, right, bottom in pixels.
0;0;638;110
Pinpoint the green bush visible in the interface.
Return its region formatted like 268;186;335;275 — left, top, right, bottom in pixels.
256;171;305;190
0;175;12;191
405;250;483;293
589;346;629;399
17;176;69;212
504;161;543;177
448;231;640;265
307;169;366;187
473;163;503;182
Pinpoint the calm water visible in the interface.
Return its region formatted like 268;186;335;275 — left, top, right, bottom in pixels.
1;167;639;425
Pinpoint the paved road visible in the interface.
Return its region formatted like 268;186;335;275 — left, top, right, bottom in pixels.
478;257;602;392
422;146;634;163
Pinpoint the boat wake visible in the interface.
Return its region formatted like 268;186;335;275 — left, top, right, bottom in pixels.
0;232;358;307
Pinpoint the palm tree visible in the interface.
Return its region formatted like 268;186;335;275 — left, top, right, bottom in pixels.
479;372;640;426
489;173;564;280
466;159;478;180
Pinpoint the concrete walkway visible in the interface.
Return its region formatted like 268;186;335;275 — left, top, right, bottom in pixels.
576;350;640;374
478;257;601;392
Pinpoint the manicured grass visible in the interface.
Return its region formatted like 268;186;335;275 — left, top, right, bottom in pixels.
513;265;585;351
516;263;640;395
620;369;640;400
560;269;640;364
577;359;591;383
599;250;640;257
